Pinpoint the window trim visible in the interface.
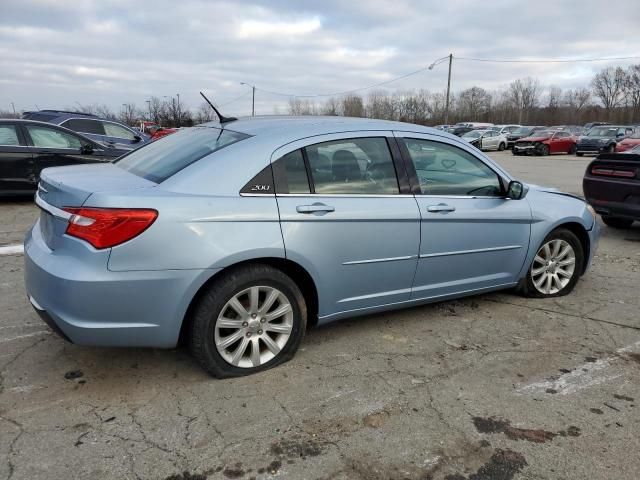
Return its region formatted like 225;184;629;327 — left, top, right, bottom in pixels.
396;135;508;198
100;120;138;140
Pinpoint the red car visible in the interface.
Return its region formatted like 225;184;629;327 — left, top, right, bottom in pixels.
140;121;178;141
615;131;640;152
512;130;577;156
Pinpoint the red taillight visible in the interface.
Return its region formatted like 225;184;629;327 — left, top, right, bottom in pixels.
63;207;158;249
591;167;637;178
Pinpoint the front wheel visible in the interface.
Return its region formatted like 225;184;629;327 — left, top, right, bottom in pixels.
568;144;577;154
189;264;307;377
498;142;506;151
576;152;584;157
520;228;584;298
537;144;550;156
607;144;615;153
602;216;634;229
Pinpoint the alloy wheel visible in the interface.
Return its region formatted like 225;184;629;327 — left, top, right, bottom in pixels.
214;286;293;368
530;239;576;295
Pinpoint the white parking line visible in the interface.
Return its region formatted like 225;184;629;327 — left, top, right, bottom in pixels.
0;331;50;343
516;340;640;396
0;244;24;256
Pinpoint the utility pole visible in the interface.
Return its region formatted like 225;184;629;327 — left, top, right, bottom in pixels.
145;99;151;121
176;93;181;127
240;82;256;116
445;53;453;125
429;53;454;125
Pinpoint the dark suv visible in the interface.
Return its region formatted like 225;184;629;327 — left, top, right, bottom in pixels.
576;125;635;156
22;110;150;151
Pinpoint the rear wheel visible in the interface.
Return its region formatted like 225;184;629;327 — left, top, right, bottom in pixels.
189;264;307;377
568;144;577;154
602;216;634;229
520;228;584;298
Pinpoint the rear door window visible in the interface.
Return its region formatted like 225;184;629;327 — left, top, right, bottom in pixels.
115;126;249;183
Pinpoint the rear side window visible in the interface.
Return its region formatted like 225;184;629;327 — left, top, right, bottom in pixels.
115;127;249;183
0;125;20;146
274;150;310;194
62;119;105;135
103;122;136;140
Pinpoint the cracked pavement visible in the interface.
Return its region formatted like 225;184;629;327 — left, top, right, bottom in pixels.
1;152;640;479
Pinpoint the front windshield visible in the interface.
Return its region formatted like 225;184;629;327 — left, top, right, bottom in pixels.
588;127;619;136
462;131;482;139
512;127;532;135
629;132;640;139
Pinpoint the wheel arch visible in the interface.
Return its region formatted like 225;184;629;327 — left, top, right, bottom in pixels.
552;221;591;275
178;257;319;346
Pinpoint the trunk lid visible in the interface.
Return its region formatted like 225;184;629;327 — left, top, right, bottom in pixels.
36;163;156;250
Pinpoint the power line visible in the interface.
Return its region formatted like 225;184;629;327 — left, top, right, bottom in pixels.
247;54;640;99
218;90;251;107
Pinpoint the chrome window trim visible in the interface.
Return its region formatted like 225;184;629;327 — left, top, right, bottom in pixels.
274;193;415;198
419;245;522;259
0;144;29;148
414;194;504;200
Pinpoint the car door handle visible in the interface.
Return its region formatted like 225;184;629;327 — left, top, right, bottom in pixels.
426;204;456;213
296;203;335;214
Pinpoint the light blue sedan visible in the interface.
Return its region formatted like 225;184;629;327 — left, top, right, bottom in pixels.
24;116;600;377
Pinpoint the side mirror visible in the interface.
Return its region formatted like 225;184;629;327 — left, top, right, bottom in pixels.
80;144;94;155
507;180;526;200
133;135;142;142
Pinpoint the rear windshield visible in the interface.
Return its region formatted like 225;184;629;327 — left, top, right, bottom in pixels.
115;126;249;182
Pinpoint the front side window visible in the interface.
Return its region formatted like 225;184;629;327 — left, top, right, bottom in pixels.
26;125;82;149
103;122;136;140
402;138;502;197
115;126;249;183
305;137;399;195
62;119;105;135
0;125;20;146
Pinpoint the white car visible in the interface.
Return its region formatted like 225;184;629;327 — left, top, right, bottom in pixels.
461;129;508;151
489;124;521;136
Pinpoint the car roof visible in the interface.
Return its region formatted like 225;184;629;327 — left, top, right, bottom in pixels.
201;115;442;144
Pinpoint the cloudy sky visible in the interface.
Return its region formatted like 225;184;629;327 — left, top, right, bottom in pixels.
1;0;639;116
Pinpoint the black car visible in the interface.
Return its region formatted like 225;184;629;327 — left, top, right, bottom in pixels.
583;152;640;228
447;126;476;136
576;125;635;156
506;126;546;149
0;119;125;196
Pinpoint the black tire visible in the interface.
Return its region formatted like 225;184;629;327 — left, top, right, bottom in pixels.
498;142;506;151
189;264;307;378
519;228;584;298
607;144;615;153
602;216;634;229
576;152;584;157
512;149;520;156
568;144;577;154
537;144;549;156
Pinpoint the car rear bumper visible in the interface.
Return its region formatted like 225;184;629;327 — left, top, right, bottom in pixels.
576;145;606;154
584;177;640;221
24;224;218;348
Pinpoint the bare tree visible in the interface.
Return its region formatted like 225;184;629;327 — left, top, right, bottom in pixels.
118;103;138;126
507;77;541;124
341;95;365;117
457;87;492;121
195;102;215;123
591;67;627;113
624;64;640;121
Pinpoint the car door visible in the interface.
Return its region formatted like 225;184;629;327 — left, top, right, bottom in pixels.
23;124;104;182
0;123;35;194
483;131;498;150
100;121;143;151
395;132;532;300
272;132;420;320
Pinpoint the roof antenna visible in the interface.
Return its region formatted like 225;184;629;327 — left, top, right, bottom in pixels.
200;91;237;124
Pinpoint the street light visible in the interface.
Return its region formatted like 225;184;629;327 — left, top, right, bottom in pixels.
428;53;453;125
240;82;256;116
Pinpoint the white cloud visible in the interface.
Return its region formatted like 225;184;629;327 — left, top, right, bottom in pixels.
237;17;321;39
